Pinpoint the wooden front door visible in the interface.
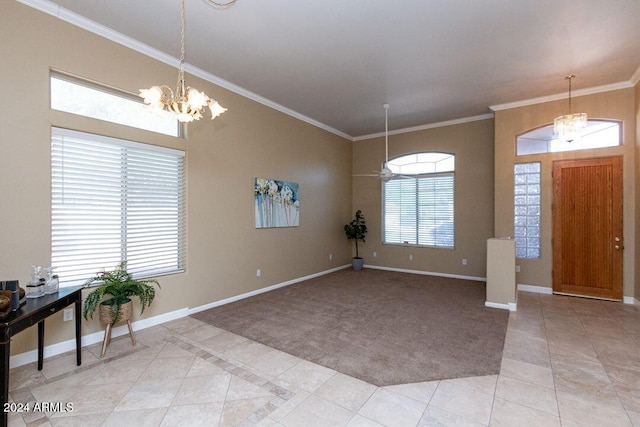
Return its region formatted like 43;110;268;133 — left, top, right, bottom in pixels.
552;156;623;300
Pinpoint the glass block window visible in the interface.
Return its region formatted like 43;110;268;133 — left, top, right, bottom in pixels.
514;162;541;258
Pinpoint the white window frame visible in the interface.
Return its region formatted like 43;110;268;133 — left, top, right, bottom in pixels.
383;153;455;249
516;120;621;156
50;70;181;137
51;127;186;286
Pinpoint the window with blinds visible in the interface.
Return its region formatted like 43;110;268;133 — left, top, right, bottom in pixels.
51;127;185;286
383;153;455;248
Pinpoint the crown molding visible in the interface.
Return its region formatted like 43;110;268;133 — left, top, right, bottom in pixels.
631;64;640;86
16;0;352;141
489;80;634;112
353;113;494;141
16;0;56;14
16;0;640;142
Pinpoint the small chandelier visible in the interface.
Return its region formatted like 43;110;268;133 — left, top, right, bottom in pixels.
139;0;229;123
202;0;237;9
553;75;587;142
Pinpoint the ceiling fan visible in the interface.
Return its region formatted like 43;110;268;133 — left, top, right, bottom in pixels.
353;104;409;182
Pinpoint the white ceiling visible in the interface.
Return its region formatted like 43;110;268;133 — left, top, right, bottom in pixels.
26;0;640;139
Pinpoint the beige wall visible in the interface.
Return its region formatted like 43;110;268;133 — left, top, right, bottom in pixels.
636;81;640;300
0;2;352;355
352;119;495;278
3;1;638;359
494;89;636;296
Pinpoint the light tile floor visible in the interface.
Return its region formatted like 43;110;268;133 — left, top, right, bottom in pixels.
7;291;640;426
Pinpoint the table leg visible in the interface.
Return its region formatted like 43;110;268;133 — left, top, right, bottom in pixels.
1;339;10;427
37;321;44;371
75;298;81;366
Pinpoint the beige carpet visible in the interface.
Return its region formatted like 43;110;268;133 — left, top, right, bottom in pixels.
192;269;509;386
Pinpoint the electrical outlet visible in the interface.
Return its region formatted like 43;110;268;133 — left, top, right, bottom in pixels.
516;265;521;273
329;253;332;260
462;258;467;265
409;255;413;261
256;268;261;277
373;252;377;257
63;308;73;322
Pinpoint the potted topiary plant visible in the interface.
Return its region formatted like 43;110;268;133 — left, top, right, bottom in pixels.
344;210;368;271
83;261;159;357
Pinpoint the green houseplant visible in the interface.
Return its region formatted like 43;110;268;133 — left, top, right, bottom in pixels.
83;261;159;326
344;210;368;271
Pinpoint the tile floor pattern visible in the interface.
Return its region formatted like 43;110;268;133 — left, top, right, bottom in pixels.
7;291;640;426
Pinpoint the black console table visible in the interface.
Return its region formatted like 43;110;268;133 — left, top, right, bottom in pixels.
0;286;82;427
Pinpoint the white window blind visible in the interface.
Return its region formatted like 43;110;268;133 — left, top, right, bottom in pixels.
383;173;455;248
51;128;185;286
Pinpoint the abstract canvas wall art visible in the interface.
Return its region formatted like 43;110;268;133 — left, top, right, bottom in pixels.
254;178;300;228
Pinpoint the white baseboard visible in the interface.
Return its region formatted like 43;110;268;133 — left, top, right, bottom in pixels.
519;284;636;305
517;284;553;294
13;264;634;368
9;265;350;368
9;307;190;368
485;301;517;311
186;264;351;315
364;264;486;282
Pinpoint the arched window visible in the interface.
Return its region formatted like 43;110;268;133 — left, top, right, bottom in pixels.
383;153;455;248
516;120;621;156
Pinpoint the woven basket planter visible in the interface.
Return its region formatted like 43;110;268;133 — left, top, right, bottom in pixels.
98;299;136;357
98;299;133;325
